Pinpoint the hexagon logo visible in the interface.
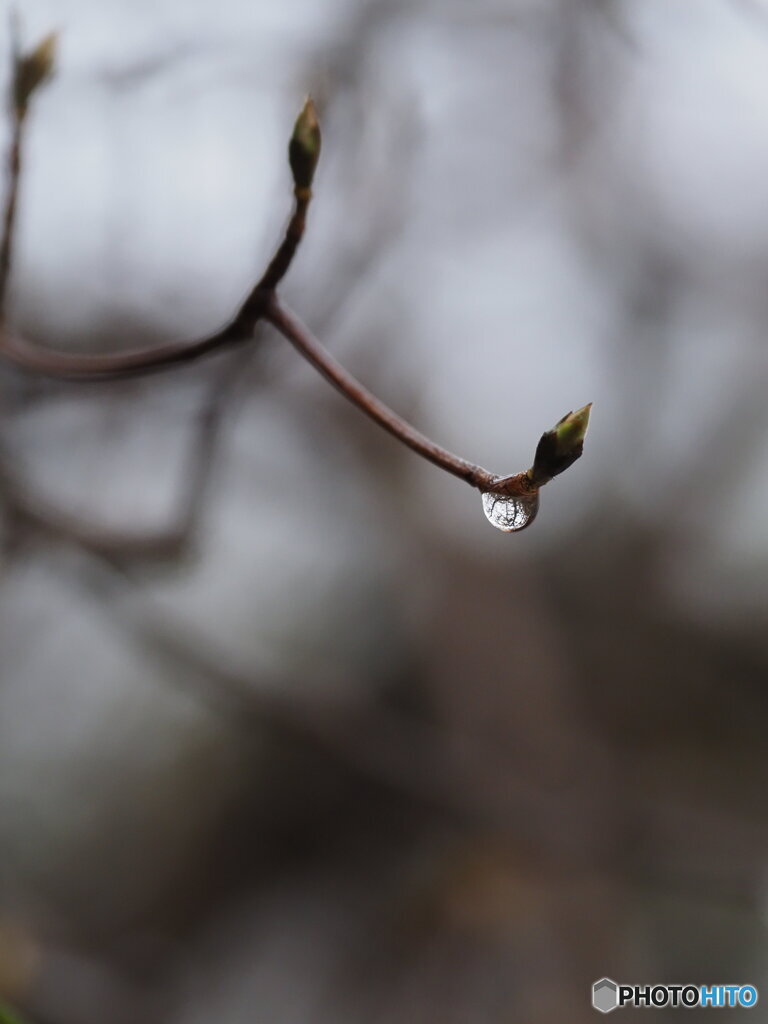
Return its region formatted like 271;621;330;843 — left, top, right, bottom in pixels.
592;978;619;1013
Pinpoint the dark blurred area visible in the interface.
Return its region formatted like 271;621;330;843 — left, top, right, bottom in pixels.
2;1;768;1022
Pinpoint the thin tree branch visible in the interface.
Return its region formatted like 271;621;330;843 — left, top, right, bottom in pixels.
0;117;20;323
0;35;590;524
0;348;253;561
0;73;313;379
0;193;304;379
264;293;503;493
0;15;23;320
264;295;591;501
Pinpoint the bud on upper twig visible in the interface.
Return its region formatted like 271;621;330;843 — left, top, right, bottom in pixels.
289;97;321;193
13;32;57;120
529;402;592;486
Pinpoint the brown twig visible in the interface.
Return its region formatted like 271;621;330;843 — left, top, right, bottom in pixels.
266;289;590;506
0;348;253;560
0;118;21;323
0;16;23;320
0;186;304;380
263;293;507;493
0;37;589;525
0;71;313;378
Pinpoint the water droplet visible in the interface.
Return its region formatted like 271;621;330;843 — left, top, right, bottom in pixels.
481;491;539;532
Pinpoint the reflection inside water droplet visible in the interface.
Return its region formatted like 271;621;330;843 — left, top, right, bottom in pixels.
481;491;539;532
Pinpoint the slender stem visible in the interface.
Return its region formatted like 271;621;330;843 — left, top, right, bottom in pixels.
258;187;310;292
264;293;504;493
0;316;258;379
205;186;311;342
0;187;311;381
0;74;554;504
0;347;251;560
0;18;23;321
0;116;21;321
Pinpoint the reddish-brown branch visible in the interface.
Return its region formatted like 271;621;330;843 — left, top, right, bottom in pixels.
0;77;310;381
0;192;311;380
0;119;21;321
0;18;23;320
0;53;585;519
0;196;314;382
257;188;310;293
263;294;535;497
0;319;247;380
0;348;253;560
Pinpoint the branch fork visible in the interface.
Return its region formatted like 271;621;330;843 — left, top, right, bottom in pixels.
0;33;591;540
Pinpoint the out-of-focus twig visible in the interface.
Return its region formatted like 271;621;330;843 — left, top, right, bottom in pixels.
56;544;768;912
0;16;26;321
0;83;316;379
0;348;253;561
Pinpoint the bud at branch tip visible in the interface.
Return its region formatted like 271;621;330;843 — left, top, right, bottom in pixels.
13;30;57;120
529;402;592;486
289;95;321;194
553;402;592;451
